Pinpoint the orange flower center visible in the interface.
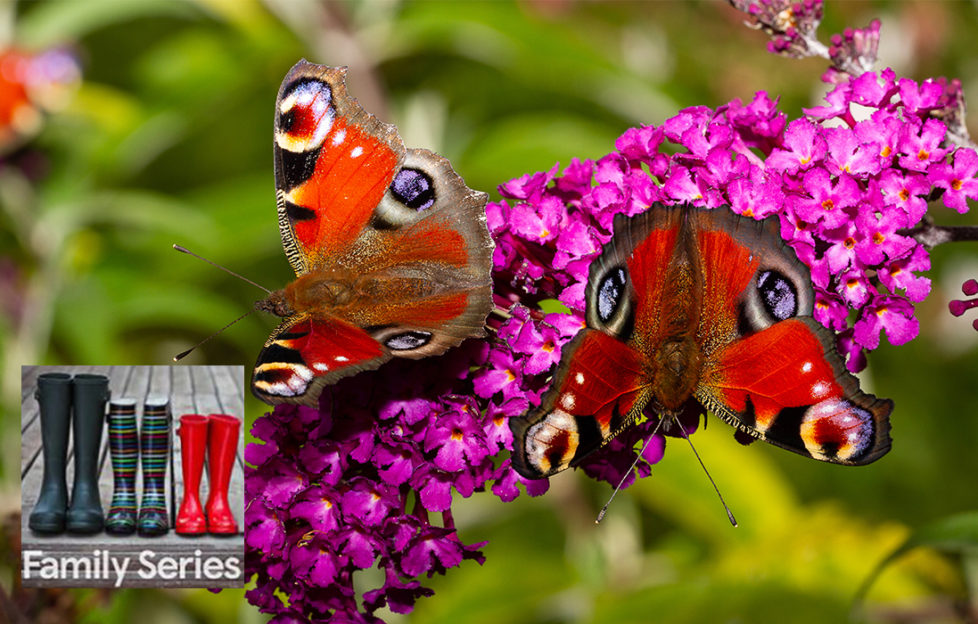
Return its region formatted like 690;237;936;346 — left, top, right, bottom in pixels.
822;199;835;211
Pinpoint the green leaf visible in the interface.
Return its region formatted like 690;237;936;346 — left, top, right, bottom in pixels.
854;511;978;608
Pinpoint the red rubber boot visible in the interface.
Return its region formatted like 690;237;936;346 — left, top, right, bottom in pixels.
175;414;208;534
205;414;240;534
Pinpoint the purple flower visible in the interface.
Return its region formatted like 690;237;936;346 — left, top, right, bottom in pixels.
837;329;867;373
824;126;880;177
848;68;895;108
837;270;872;309
876;170;929;227
853;295;920;348
425;398;490;472
804;81;854;121
246;343;506;621
292;485;341;532
898;118;948;172
473;347;523;400
792;168;860;229
897;77;944;115
853;206;916;267
877;245;931;303
814;293;849;331
854;110;902;169
930;147;978;214
498;164;558;201
727;166;784;219
821;220;860;274
767;118;827;174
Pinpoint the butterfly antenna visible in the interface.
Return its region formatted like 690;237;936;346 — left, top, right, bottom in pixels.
173;309;256;362
173;244;272;294
596;415;668;524
674;418;738;527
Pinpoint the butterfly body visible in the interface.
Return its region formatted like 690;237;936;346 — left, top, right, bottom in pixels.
510;204;893;480
252;61;493;406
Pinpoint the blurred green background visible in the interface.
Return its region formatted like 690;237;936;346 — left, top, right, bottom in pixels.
1;0;977;622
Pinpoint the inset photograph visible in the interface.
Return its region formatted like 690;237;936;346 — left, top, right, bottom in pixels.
20;365;244;588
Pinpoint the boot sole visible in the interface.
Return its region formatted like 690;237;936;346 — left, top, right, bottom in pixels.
29;520;66;534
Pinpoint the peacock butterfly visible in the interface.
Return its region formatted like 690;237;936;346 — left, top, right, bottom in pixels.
509;203;893;479
251;60;494;406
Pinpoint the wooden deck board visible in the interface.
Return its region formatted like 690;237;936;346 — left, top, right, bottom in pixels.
21;365;245;588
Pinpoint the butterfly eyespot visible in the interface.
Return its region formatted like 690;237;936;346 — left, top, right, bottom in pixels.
385;331;433;351
524;410;579;475
254;362;314;398
390;168;435;211
597;267;627;323
800;399;875;462
757;269;798;321
276;79;334;152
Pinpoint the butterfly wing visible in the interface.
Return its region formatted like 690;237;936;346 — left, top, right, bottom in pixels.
509;328;650;479
688;208;892;464
510;208;688;479
255;61;493;404
273;61;402;271
252;315;390;406
697;317;892;464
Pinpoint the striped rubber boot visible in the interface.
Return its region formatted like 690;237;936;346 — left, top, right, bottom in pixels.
138;397;170;536
105;398;138;535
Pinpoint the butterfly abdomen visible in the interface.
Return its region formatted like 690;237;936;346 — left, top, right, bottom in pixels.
652;338;703;411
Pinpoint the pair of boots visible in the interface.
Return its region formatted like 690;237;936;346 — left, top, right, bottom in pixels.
105;397;171;537
176;414;240;535
29;373;109;534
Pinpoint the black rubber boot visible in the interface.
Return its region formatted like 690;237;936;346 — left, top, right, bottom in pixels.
28;372;73;534
66;373;109;534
